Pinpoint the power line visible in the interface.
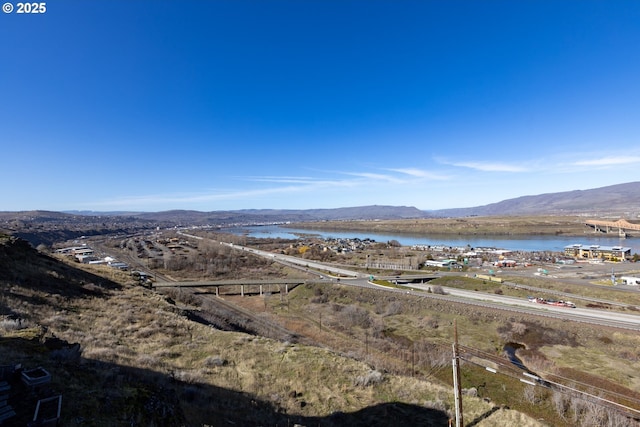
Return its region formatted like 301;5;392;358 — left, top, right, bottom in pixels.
458;349;640;421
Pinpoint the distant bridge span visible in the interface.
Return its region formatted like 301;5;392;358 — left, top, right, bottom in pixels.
585;219;640;236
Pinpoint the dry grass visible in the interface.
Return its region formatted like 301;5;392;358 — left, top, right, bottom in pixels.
0;250;544;426
538;331;640;393
290;215;591;236
4;235;635;426
251;281;640;425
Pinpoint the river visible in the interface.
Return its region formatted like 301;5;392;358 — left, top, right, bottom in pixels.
225;225;640;254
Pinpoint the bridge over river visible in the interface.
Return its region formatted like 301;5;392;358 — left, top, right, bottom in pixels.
585;219;640;237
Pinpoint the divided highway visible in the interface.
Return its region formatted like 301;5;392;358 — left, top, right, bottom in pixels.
219;241;640;332
220;242;366;278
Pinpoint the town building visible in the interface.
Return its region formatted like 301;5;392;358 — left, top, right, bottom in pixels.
424;259;458;268
620;276;640;286
563;244;631;262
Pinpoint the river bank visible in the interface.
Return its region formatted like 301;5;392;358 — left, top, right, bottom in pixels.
286;215;598;236
228;225;640;255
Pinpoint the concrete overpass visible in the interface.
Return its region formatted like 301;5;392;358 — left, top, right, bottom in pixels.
585;219;640;237
374;274;440;284
152;278;319;296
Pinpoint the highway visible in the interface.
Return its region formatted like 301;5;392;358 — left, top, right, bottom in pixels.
220;242;366;278
217;241;640;331
425;285;640;331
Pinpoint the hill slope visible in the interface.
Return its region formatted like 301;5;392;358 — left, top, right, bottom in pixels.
1;235;542;426
432;181;640;217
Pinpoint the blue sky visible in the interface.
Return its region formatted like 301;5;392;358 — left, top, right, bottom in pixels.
2;1;640;212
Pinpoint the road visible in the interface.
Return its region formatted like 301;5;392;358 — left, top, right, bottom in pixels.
432;285;640;330
220;242;366;278
218;241;640;331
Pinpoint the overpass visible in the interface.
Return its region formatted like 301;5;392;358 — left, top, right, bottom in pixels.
585;219;640;237
152;278;318;296
374;274;440;283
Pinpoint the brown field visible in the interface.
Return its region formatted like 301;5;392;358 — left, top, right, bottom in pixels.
289;215;596;236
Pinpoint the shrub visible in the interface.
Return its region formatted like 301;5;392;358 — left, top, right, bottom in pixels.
204;355;227;367
384;300;403;316
421;316;439;329
50;343;82;364
83;346;118;362
511;322;527;335
340;305;371;329
431;285;446;295
136;354;161;368
311;293;328;304
354;370;383;387
598;336;613;345
0;318;30;331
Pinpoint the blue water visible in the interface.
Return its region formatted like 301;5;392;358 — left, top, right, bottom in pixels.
226;225;640;254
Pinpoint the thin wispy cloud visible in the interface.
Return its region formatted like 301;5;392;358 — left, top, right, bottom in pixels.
91;167;444;209
573;156;640;167
321;167;450;184
91;173;365;209
96;150;640;211
449;161;529;173
243;176;318;184
90;185;311;208
385;168;450;180
245;175;361;188
343;171;404;183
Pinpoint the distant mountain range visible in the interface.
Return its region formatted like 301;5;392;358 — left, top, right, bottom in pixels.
432;181;640;218
3;182;640;228
104;181;640;221
132;205;427;224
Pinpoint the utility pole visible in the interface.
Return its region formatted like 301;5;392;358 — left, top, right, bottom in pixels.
411;342;415;377
365;331;369;359
452;319;464;427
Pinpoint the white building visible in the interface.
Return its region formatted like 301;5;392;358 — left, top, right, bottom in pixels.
424;259;458;268
620;276;640;286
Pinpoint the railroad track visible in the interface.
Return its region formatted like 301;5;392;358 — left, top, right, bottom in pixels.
163;284;309;344
459;345;640;420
